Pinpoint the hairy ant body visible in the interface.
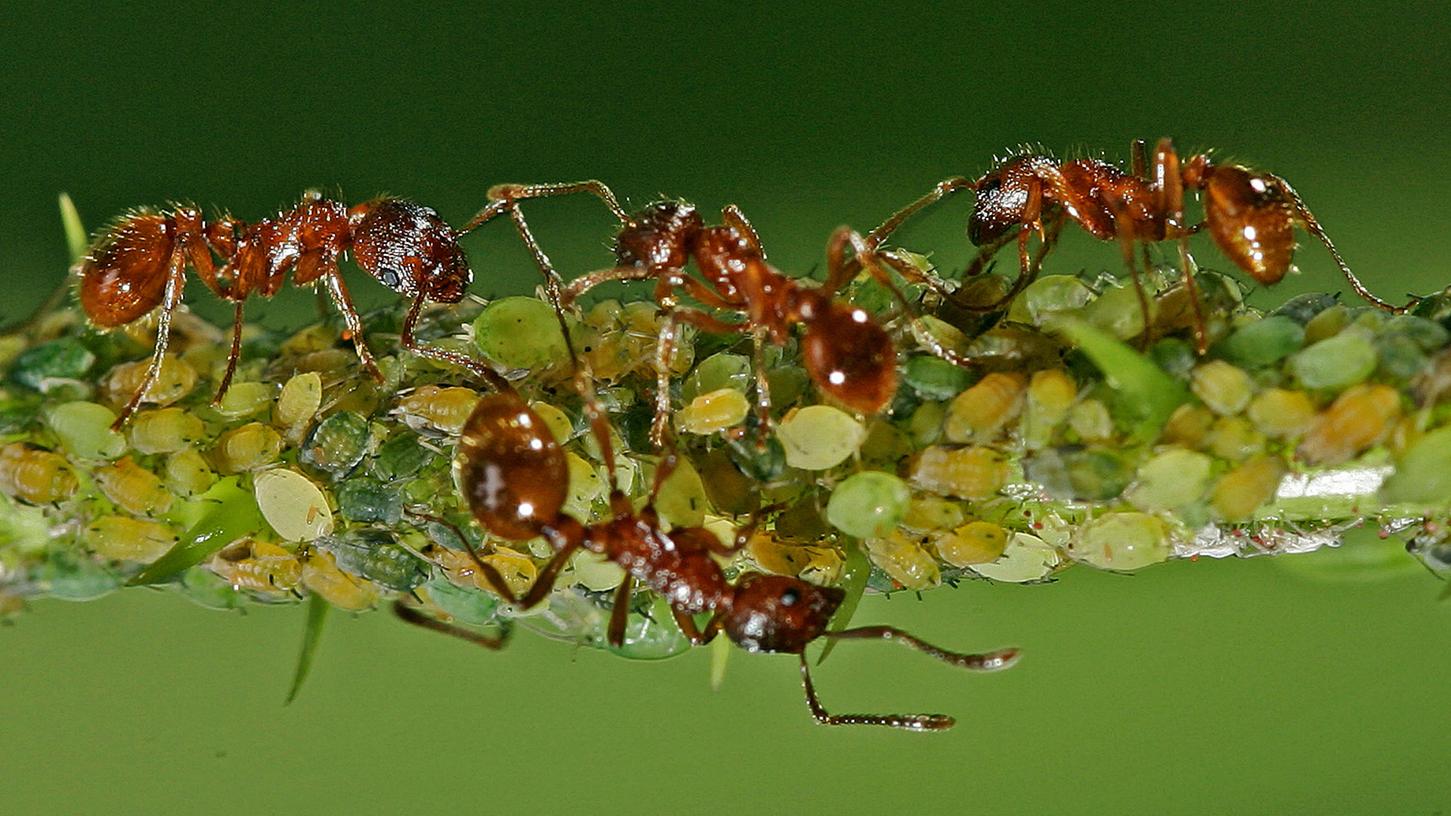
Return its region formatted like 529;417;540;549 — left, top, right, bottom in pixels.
78;192;504;428
396;339;1019;729
864;138;1416;350
464;181;964;446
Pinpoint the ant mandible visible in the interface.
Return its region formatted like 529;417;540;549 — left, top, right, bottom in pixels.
860;138;1418;351
395;337;1019;729
78;191;506;429
460;181;967;447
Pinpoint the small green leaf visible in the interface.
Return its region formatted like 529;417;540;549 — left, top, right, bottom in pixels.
817;540;869;665
286;593;331;704
127;478;266;586
59;193;88;264
1054;317;1190;441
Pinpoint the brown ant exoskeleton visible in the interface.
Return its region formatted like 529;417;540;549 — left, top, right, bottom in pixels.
862;138;1418;351
78;192;506;429
395;331;1020;729
462;181;964;447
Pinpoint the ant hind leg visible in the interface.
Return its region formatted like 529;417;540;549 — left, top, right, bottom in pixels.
393;599;511;651
112;249;188;430
797;653;954;731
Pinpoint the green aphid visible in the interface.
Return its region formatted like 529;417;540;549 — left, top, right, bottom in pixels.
301;410;371;479
826;470;909;539
1216;315;1306;368
8;338;96;392
1382;314;1450;352
316;528;428;592
1271;292;1339;325
416;576;501;628
726;434;786;482
1149;337;1198;381
177;567;248;611
1290;330;1378;390
1374;333;1429;383
472;296;577;371
1024;446;1134;502
31;551;121;601
902;355;974;400
336;477;403;525
682;352;751;402
372;431;434;482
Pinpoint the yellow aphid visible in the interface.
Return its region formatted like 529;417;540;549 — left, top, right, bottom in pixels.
776;405;866;470
480;547;539;600
909;445;1010;500
865;531;940;590
254;468;334;541
211;422;283;474
676;387;750;435
746;530;843;585
1066;398;1114;443
934;520;1009;567
397;385;481;434
164;447;217;497
302;549;379;611
528;401;574;446
128;407;204;454
1247;388;1317;439
1190;360;1254;416
103;354;197;408
94;457;173;516
565;549;627;592
213;381;273;420
944;372;1026;443
902;496;967;531
0;443;77;504
1023;368;1077;448
292;348;356;375
209;539;302;595
279;324;338;356
1211;455;1286;522
274;371;323;431
84;516;176;563
1297;384;1401;466
1205;416;1266;462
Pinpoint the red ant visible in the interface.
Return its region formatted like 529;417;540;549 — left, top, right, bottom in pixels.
77;191;505;428
861;138;1418;351
395;346;1019;729
461;181;967;446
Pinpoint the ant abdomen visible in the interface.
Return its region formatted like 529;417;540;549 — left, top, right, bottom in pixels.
799;301;897;414
1198;166;1298;285
79;211;192;327
455;393;568;541
350;199;472;302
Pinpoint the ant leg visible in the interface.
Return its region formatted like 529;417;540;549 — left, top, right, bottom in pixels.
797;653;954;731
399;294;512;393
828;226;976;370
1103;196;1155;349
212;301;245;404
1282;181;1417;313
321;268;383;382
825;625;1021;671
866;176;976;251
607;578;633;647
560;265;657;307
721;204;766;259
504;203;578;361
461;180;629;234
112;249;187;430
649;307;682;448
393;599;510;650
963;230;1017;279
749;326;772;448
672;608;724;646
1131;139;1156;273
1153;139;1208;352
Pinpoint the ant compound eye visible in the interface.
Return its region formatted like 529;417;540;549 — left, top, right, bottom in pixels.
980;176;1001;193
780;588;800;607
379;268;401;289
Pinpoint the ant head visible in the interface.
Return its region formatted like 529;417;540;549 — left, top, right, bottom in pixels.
799;300;897;414
614;200;703;271
455;392;568;541
968;156;1040;246
351;199;473;303
724;574;845;654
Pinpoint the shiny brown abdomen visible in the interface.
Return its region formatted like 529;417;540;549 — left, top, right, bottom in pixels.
1202;166;1297;284
78;214;176;328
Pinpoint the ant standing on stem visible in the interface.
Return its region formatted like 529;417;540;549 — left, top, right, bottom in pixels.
396;313;1020;730
863;138;1418;351
461;181;968;447
77;191;508;429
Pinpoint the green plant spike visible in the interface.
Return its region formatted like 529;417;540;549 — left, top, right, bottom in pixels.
286;592;331;704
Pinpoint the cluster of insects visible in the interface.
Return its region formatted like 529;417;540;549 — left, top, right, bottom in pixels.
71;138;1407;728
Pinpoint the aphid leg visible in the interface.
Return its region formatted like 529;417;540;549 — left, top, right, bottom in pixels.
212;301;245;404
825;625;1021;671
321;267;383;382
112;248;188;430
392;599;510;650
828;226;975;370
797;653;955;731
865;176;976;251
607;579;633;647
1281;180;1418;313
399;294;512;393
1154;140;1209;353
721;204;766;259
672;608;723;646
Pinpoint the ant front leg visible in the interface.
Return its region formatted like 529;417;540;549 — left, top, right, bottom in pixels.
461;179;629;234
672;608;723;646
212;300;246;403
607;578;633;647
721;204;766;259
654;307;748;448
866;176;976;251
321;266;384;382
399;294;512;392
1152;139;1209;352
393;599;511;650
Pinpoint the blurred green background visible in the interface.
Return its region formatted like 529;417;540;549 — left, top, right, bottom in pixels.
2;3;1449;814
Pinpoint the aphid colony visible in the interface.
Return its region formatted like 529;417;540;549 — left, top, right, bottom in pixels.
3;143;1448;729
